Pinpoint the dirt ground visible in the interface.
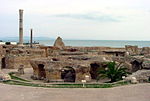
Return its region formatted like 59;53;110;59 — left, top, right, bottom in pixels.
1;68;150;101
0;83;150;101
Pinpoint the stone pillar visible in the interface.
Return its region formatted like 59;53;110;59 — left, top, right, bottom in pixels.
18;9;23;45
18;65;24;75
0;57;2;69
30;29;33;48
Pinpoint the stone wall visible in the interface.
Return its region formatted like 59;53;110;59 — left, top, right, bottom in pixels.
0;45;3;56
65;46;112;52
8;48;45;56
0;46;6;69
30;55;113;82
4;48;46;69
0;57;2;69
53;37;65;49
47;48;60;56
127;70;150;82
0;45;6;57
5;55;43;69
125;45;139;55
142;59;150;69
141;47;150;55
30;59;90;82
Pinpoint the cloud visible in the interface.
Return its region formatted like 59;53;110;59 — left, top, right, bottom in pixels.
52;12;122;22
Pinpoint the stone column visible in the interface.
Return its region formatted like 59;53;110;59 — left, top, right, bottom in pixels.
30;29;33;48
18;9;24;45
0;57;2;69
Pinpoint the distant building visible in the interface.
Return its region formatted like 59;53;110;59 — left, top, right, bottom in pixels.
0;41;17;45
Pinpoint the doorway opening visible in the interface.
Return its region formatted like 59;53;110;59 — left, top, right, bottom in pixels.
38;64;46;79
90;63;100;79
61;66;76;82
131;60;142;72
1;57;6;69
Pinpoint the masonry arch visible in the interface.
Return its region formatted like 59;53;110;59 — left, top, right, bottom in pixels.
90;63;100;80
61;66;76;82
38;64;46;79
131;60;142;72
1;57;6;69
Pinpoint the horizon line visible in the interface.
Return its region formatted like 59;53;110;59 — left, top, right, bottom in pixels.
0;36;150;41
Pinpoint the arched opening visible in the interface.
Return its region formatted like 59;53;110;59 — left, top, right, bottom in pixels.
1;57;6;69
90;63;100;79
61;66;76;82
131;60;142;72
38;64;46;79
116;53;119;56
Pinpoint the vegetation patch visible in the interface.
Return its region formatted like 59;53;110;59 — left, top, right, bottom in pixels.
97;62;130;83
1;71;131;88
2;79;130;88
8;72;31;82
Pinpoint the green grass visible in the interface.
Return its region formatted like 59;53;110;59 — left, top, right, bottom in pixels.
54;83;113;88
8;72;31;82
1;72;130;88
2;80;130;88
3;80;48;88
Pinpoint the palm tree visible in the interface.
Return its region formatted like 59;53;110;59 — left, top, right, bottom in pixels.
97;62;130;82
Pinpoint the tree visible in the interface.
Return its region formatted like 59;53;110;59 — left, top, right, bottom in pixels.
97;62;130;82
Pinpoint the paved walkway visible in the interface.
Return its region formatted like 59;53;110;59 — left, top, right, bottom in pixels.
0;83;150;101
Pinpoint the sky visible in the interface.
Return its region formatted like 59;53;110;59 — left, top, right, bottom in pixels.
0;0;150;40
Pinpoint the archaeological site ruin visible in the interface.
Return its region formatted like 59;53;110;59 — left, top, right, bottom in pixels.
0;9;150;83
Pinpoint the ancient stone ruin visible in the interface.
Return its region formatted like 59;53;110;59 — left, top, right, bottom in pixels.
18;65;25;75
53;37;65;49
30;55;109;82
1;9;150;84
28;44;150;83
0;39;150;83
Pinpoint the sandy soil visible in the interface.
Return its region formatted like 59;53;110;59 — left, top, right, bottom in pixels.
0;83;150;101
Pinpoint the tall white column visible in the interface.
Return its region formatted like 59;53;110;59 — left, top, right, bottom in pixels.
18;9;23;45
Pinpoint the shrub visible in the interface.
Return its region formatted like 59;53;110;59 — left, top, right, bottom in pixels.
97;62;130;82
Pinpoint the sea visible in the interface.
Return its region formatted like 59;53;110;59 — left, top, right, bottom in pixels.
38;40;150;48
1;37;150;48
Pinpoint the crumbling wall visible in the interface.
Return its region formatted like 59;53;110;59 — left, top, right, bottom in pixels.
5;55;36;69
4;48;46;69
26;49;46;56
54;37;65;49
0;45;6;57
0;46;3;69
141;47;150;55
30;60;61;80
142;58;150;69
47;48;60;56
127;70;150;82
30;58;92;82
9;48;45;56
0;57;2;69
125;45;139;55
0;45;3;56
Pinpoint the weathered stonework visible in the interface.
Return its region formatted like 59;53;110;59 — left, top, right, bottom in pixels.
0;71;11;81
125;45;139;55
126;70;150;83
29;44;150;83
141;47;150;55
30;55;110;82
142;59;150;69
1;40;150;83
53;37;65;49
2;48;46;69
